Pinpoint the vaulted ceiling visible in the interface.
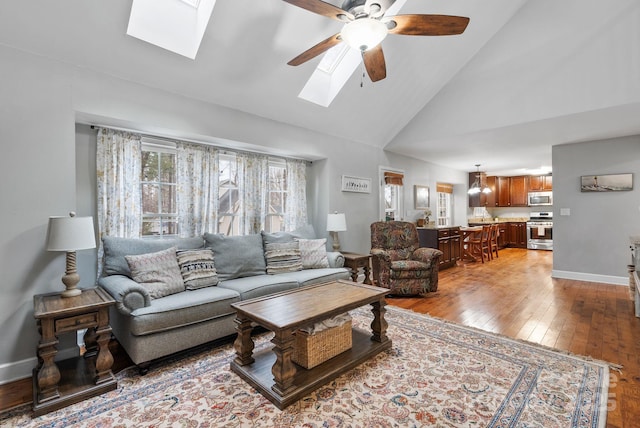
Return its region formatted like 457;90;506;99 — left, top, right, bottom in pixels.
1;0;638;174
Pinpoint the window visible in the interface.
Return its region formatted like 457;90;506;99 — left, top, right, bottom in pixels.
381;170;404;221
436;182;454;227
266;159;287;232
141;141;178;236
218;153;240;235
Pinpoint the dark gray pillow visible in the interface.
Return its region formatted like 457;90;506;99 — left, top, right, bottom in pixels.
203;233;266;280
102;236;204;277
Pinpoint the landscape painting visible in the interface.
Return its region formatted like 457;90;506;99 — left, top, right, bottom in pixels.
580;173;633;192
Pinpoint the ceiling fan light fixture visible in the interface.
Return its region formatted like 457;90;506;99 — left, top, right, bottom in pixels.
341;18;388;52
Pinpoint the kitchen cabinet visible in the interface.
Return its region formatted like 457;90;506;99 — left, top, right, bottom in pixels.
507;222;527;248
468;172;488;207
496;176;511;207
509;176;529;206
497;223;508;248
529;175;553;191
417;227;461;269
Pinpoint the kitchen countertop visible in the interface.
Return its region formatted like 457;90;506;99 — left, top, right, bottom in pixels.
467;217;529;224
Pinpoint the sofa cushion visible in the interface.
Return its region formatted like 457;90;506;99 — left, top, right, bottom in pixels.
129;286;240;336
126;247;185;299
297;238;330;269
217;275;300;300
103;236;204;277
277;267;350;287
265;241;303;274
176;248;219;290
203;233;266;280
261;224;317;247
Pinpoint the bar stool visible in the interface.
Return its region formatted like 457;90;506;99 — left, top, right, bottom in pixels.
489;224;500;259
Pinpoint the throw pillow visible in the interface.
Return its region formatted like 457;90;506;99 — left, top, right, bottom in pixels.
297;238;330;269
264;241;303;274
203;233;267;280
125;247;184;299
176;248;219;290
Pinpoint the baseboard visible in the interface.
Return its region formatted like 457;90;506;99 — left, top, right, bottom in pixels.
0;347;78;386
551;270;628;286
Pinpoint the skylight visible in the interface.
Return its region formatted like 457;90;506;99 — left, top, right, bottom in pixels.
180;0;201;8
127;0;217;59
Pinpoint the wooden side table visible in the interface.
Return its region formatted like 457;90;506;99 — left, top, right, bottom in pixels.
33;287;117;416
341;252;372;285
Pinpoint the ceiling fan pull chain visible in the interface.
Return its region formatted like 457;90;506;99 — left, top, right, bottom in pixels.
360;51;366;88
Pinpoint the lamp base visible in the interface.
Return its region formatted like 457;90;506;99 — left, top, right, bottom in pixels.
61;288;82;298
60;251;82;298
330;231;341;252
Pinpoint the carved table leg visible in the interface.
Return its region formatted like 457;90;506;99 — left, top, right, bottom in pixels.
94;307;114;384
370;299;389;343
271;328;296;396
233;316;255;366
36;318;61;402
363;263;372;285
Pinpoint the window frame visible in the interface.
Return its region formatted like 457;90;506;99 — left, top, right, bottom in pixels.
140;140;178;237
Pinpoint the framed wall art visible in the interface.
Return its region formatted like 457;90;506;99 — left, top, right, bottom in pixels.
580;173;633;192
341;175;371;193
414;185;430;209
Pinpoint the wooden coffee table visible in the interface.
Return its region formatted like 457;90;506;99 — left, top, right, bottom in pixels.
230;280;391;409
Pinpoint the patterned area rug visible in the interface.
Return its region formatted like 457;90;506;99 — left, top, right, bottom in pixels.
2;306;610;427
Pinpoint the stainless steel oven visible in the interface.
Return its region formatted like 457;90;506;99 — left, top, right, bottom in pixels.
527;211;553;250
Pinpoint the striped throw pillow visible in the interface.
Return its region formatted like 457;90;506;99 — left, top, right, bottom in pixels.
176;249;219;290
264;242;303;274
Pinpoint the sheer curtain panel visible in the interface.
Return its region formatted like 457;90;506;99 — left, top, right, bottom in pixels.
96;128;142;276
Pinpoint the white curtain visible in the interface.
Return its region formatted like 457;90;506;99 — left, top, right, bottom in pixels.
284;158;308;230
237;152;269;234
96;128;142;276
176;142;219;236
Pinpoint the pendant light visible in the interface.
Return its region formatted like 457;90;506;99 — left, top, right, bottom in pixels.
468;164;492;195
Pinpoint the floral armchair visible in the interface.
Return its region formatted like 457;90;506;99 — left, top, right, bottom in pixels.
370;221;443;295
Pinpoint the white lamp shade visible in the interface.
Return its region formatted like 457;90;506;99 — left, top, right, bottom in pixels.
327;213;347;232
46;215;97;251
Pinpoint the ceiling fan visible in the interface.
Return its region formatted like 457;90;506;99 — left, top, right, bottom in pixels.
284;0;470;82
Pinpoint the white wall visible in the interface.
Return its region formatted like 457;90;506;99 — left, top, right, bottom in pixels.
552;136;640;284
0;43;467;383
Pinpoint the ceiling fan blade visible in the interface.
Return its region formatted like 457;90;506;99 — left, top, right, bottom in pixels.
362;45;387;82
387;14;470;36
282;0;353;22
287;33;342;66
364;0;395;18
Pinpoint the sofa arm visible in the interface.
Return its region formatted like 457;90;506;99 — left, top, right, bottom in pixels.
412;247;443;264
326;251;345;268
98;275;151;315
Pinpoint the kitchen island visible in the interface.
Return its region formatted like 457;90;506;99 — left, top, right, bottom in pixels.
417;226;461;269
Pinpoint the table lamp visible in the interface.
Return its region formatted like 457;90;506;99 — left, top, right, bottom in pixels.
46;212;97;298
326;212;347;252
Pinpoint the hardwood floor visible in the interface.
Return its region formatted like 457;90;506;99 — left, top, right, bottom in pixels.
2;248;639;427
388;248;640;428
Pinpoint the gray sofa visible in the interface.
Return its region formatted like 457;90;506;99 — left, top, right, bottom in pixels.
98;226;349;371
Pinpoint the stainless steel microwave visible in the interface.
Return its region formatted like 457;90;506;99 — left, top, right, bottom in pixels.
528;191;552;206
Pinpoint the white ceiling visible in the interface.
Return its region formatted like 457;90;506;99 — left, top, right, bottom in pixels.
1;0;638;175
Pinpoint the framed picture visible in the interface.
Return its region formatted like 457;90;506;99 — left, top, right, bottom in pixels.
414;185;430;209
580;173;633;192
341;175;371;193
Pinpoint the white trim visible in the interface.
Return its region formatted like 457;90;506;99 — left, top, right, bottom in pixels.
0;347;80;386
551;270;628;286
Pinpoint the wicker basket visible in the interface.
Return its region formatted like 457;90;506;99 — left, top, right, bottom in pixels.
292;320;352;369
